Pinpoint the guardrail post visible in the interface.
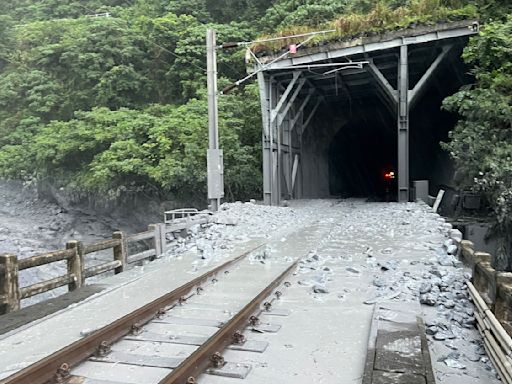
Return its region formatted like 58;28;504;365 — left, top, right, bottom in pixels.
148;224;160;261
113;231;127;274
66;241;83;291
0;254;20;314
76;241;85;285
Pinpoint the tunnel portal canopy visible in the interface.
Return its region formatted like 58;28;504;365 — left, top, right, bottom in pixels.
255;20;479;205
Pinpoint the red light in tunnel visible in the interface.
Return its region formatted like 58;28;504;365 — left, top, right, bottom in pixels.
384;171;395;180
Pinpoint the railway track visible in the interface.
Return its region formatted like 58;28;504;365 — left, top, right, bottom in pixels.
1;244;298;384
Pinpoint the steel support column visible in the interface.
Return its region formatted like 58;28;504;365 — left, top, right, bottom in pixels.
206;29;223;211
257;72;272;205
398;45;410;202
276;84;282;205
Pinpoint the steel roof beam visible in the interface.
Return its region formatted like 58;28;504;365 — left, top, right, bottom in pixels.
277;78;306;126
270;71;302;123
409;44;453;109
367;60;398;104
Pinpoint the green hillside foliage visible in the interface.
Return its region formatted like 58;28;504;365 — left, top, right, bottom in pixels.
0;0;509;210
443;15;512;237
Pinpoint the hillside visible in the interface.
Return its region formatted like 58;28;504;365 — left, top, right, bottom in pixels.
0;0;511;245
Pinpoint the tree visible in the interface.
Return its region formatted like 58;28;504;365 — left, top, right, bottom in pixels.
443;16;512;269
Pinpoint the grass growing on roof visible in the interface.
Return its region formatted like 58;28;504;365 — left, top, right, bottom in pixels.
252;0;477;56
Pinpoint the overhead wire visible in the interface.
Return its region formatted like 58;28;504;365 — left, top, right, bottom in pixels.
147;40;207;73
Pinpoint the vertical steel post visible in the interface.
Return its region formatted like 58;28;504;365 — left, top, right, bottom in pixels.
276;85;282;205
270;78;277;205
258;72;272;205
207;29;221;211
397;45;410;202
286;112;293;199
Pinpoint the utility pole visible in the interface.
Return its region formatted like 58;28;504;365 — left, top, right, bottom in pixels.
206;29;224;211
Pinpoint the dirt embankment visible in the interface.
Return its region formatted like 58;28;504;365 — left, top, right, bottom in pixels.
0;180;170;305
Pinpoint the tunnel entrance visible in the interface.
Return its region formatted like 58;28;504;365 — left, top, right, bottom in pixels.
256;20;479;205
327;96;396;199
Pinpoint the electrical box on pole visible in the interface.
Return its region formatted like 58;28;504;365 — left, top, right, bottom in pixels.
206;29;224;211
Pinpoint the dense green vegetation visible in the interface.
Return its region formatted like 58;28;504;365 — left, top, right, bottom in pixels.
253;0;477;55
0;0;510;217
443;4;512;267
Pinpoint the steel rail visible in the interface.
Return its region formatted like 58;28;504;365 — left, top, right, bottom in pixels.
159;260;298;384
0;244;264;384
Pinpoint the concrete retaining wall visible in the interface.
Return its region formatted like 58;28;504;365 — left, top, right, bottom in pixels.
459;239;512;335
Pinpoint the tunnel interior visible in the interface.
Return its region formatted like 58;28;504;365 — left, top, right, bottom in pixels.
297;41;470;201
327;95;397;199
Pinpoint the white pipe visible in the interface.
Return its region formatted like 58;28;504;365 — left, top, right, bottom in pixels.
225;29;337;48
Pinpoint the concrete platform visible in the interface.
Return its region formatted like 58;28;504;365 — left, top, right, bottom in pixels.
363;303;435;384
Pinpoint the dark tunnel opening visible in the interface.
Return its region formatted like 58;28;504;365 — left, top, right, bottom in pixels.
323;51;466;200
328;97;397;199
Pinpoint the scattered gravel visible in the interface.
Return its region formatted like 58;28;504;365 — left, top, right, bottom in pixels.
0;186;501;383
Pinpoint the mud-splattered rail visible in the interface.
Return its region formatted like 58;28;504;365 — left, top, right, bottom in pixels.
0;244;263;384
160;260;298;383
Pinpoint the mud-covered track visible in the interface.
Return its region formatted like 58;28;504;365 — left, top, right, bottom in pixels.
1;246;263;384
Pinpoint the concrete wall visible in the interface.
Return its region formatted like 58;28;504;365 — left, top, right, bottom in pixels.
300;109;346;198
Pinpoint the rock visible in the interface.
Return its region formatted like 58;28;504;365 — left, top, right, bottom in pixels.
465;351;481;362
443;300;455;309
379;260;399;271
426;326;438;335
475;345;486;356
452;314;464;325
215;216;238;226
434;330;455;341
420;294;437;306
444;358;466;369
346;267;360;274
438;254;455;266
462;316;476;328
419;282;432;294
446;244;458;255
80;328;98;337
443;239;454;249
313;285;329;294
373;277;387;287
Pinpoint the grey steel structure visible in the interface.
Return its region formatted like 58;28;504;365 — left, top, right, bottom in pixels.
256;20;479;205
206;29;224;211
